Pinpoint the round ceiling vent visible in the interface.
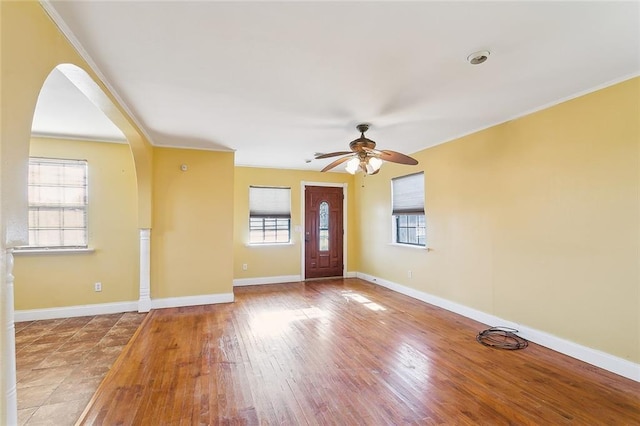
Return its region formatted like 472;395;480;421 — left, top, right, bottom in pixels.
467;50;491;65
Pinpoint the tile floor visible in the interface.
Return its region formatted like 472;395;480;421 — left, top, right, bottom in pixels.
15;312;146;426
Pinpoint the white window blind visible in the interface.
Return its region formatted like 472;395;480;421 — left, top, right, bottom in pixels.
27;157;88;248
249;186;291;218
392;172;424;215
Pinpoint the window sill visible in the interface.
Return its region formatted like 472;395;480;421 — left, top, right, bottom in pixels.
245;242;295;247
13;247;95;255
388;243;430;251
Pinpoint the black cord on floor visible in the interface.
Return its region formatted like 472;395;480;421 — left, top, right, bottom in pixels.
476;326;528;350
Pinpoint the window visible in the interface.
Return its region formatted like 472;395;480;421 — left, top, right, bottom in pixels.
25;157;88;249
318;201;329;251
249;186;291;244
392;172;425;246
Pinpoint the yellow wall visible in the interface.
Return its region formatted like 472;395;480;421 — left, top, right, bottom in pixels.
14;138;139;309
357;77;640;363
234;167;357;280
151;148;235;298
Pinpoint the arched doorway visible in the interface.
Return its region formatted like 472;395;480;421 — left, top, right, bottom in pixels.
11;63;146;423
2;5;155;422
2;65;153;425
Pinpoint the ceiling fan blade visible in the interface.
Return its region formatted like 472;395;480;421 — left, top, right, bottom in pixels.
315;151;352;159
321;155;355;172
380;150;419;165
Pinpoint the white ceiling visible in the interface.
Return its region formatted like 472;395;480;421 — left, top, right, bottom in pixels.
32;68;126;142
41;1;639;171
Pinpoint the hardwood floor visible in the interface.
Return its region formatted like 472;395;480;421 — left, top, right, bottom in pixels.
15;312;146;425
78;279;640;425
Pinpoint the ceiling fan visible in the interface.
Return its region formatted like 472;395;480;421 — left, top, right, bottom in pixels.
315;124;418;175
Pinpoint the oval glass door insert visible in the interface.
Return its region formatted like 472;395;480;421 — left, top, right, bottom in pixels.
319;201;329;251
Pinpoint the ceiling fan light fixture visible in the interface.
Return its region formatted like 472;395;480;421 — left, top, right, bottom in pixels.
366;157;383;174
345;157;360;174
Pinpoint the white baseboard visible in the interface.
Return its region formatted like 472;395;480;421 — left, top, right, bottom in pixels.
151;292;234;309
234;273;359;286
233;275;301;287
356;272;640;383
14;293;235;321
14;301;138;322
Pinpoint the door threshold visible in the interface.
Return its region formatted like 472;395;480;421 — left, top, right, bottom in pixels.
303;276;345;282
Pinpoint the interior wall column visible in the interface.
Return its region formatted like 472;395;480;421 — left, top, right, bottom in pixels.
138;228;151;312
2;248;18;425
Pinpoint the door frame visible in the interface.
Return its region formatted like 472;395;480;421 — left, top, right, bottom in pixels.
300;181;348;280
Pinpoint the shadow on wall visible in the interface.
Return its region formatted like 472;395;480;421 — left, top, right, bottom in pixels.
149;130;233;152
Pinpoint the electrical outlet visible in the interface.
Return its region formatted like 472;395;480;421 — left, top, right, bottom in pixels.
94;282;102;292
242;263;248;271
408;270;412;279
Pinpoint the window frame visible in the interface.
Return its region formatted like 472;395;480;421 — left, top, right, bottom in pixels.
248;186;291;245
391;172;426;247
393;213;426;247
22;156;89;251
249;216;291;245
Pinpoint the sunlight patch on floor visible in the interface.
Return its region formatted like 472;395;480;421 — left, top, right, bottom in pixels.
342;291;387;311
250;306;329;336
